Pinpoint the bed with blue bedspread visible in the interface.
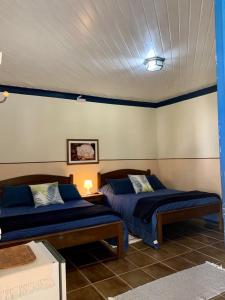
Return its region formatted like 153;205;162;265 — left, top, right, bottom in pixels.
98;169;222;248
0;174;128;257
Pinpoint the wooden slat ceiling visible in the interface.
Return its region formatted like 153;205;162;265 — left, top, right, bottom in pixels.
0;0;215;103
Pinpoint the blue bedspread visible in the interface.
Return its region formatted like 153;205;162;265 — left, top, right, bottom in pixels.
0;199;128;250
100;187;219;248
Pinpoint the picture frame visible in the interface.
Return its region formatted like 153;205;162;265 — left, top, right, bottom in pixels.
67;139;99;165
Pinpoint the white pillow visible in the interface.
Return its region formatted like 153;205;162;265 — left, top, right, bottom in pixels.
29;182;64;208
128;175;154;194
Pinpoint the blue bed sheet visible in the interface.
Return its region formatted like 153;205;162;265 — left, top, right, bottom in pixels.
0;199;128;250
100;188;219;248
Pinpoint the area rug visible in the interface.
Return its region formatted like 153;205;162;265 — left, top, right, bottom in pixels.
109;262;225;300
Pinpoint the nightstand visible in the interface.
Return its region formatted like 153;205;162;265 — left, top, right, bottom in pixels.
82;193;104;204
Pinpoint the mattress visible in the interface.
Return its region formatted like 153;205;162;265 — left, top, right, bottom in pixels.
100;187;219;247
0;199;128;250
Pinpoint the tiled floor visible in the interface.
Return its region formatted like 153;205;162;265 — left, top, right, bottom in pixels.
59;220;225;300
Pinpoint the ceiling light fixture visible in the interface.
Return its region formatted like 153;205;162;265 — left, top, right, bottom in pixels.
0;91;9;104
144;56;165;72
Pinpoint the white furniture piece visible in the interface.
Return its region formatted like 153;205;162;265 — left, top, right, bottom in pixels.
0;241;66;300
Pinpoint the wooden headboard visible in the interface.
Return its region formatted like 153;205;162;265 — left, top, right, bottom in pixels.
97;169;151;188
0;174;73;196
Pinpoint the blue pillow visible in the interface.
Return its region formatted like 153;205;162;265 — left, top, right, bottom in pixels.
147;175;166;190
2;185;34;208
107;178;135;195
59;184;81;201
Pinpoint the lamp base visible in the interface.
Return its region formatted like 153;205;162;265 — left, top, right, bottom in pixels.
85;188;91;195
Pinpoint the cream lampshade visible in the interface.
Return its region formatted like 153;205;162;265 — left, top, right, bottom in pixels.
84;179;93;195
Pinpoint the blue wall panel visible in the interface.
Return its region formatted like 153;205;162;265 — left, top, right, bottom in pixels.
215;0;225;235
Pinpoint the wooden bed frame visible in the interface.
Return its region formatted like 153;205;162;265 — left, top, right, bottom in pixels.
0;174;124;258
98;169;223;244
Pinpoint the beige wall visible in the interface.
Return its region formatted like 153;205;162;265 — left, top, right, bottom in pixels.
0;92;221;194
156;92;221;194
0;93;157;193
156;92;219;159
157;158;221;194
0;94;157;162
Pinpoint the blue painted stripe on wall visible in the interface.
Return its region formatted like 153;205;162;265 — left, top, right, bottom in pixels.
0;85;157;108
0;84;217;109
155;85;217;108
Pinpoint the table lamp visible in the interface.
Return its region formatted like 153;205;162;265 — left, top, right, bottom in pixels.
84;179;93;195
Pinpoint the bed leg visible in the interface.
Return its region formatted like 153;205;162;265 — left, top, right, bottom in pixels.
116;223;124;258
157;214;163;245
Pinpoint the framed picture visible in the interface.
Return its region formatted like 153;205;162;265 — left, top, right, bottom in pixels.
67;139;99;165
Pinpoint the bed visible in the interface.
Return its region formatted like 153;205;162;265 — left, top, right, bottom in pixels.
0;174;128;258
98;169;223;247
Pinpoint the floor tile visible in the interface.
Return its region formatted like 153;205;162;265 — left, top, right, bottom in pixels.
126;245;138;255
103;258;137;275
94;276;130;298
67;286;104;300
126;251;158;267
161;241;191;255
142;246;177;261
64;220;225;299
80;263;114;283
67;269;90;292
181;251;220;265
213;242;225;251
143;262;176;279
132;241;149;250
201;230;224;241
188;233;219;245
163;256;195;271
199;246;225;261
120;269;155;288
172;236;205;249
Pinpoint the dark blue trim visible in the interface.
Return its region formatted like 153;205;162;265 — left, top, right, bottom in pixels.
0;85;157;108
215;0;225;232
0;84;217;108
155;85;217;108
